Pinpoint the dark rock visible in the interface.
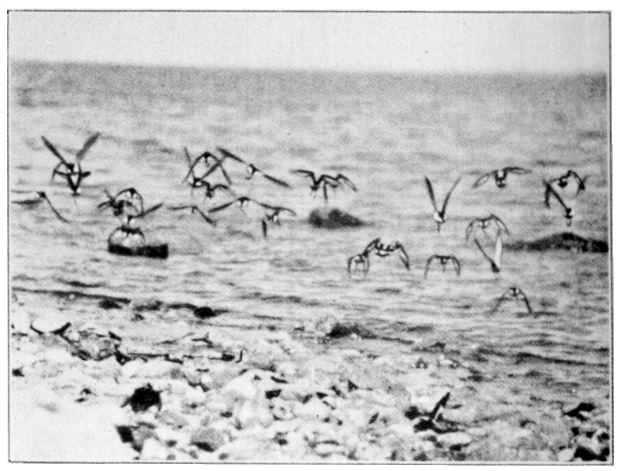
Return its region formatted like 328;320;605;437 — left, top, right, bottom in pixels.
308;208;364;229
347;380;359;392
404;406;422;420
193;306;217;319
563;402;596;420
98;298;123;310
122;383;162;413
191;427;225;452
265;389;281;400
505;232;608;253
327;322;375;339
12;367;24;377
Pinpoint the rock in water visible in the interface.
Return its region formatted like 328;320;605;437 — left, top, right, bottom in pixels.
505;232;608;253
308;208;364;228
193;306;217;319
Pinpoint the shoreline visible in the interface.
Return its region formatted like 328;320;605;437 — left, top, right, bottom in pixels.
9;290;610;462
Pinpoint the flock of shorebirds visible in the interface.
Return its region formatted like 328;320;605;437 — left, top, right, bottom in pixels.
13;133;589;316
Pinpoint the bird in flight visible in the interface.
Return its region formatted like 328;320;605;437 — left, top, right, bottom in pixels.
168;204;217;227
347;238;410;275
291;169;357;202
98;187;162;226
548;170;587;194
12;191;69;223
473;238;502;273
214;147;291;188
472;167;531;189
424;176;461;233
260;205;296;238
424;254;461;279
41;133;100;195
543;179;575;226
182;147;232;187
489;286;534;316
465;214;510;241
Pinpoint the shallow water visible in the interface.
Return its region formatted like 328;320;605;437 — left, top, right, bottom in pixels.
9;62;610;414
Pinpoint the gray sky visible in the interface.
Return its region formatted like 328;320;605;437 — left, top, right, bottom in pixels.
8;11;609;73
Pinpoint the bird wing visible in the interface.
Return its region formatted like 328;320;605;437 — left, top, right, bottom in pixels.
472;171;493;189
140;203;163;217
430;392;450;421
473;238;494;264
193;207;217;226
207;199;239;214
43;195;69;223
291;169;316;183
76;133;100;161
424;176;438;212
464;220;478;241
397;245;410;270
489;293;509;316
451;256;461;275
347;255;356;274
335;174;357;191
441;177;461;215
504;166;531;175
543;179;569;211
261;218;268;238
363;237;381;255
519;291;534;316
493;237;503;268
260;172;292;188
489;214;510;235
216;147;246;164
41;136;69;165
424;256;435;278
167;204;194;211
567;170;586;191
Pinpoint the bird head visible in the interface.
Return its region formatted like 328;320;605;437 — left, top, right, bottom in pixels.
36;191;47;198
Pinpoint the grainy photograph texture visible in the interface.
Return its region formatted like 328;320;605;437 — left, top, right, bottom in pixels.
7;11;611;463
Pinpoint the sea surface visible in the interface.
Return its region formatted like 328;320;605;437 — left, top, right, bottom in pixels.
9;62;610;416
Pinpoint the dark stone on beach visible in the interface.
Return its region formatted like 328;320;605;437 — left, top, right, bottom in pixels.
116;425;134;444
193;306;217;319
99;298;123;310
505;232;608;253
563;402;596;420
12;367;24;377
191;427;225;452
122;383;162;413
265;389;282;400
308;207;364;229
404;405;422;420
327;322;375;339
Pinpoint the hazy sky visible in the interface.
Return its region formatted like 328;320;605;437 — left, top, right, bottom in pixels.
8;11;609;73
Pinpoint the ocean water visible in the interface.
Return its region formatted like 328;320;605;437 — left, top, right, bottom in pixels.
9;62;610;414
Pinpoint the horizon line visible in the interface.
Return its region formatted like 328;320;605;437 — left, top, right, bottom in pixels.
8;57;609;77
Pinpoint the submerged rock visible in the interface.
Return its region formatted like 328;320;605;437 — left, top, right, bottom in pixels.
505;232;608;253
308;208;364;228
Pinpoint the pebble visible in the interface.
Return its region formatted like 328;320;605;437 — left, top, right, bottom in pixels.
140;438;170;460
222;374;259;401
191;427;225;452
557;447;575;462
437;432;473;449
193;306;217;319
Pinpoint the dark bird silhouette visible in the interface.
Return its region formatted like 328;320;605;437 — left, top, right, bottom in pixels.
98;187;144;220
412;392;460;434
347;238;409;275
260;205;296;238
41;133;99;195
543;179;575;226
168;204;217;227
207;196;272;215
215;147;291;188
291;169;357;202
549;170;587;193
473;238;502;273
12;191;68;222
465;214;510;241
424;255;461;279
472;167;531;189
424;176;461;233
182;147;232;186
489;286;534;316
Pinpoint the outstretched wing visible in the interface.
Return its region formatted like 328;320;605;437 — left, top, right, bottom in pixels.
504;166;531;175
207;199;239;214
41;136;69;165
472;171;493;189
335;174;357;191
567;170;586;192
464;220;478;241
451;256;461;275
261;219;268;238
430;392;450;421
260;172;291;188
140;203;163;217
489;214;510;235
192;207;217;226
424;256;435;279
168;204;194;211
363;237;381;255
42;195;69;223
424;176;438;212
397;245;410;270
216;147;246;164
489;292;509;316
543;179;569;211
291;169;316;182
519;291;534;316
473;238;494;264
76;133;100;161
441;177;461;214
